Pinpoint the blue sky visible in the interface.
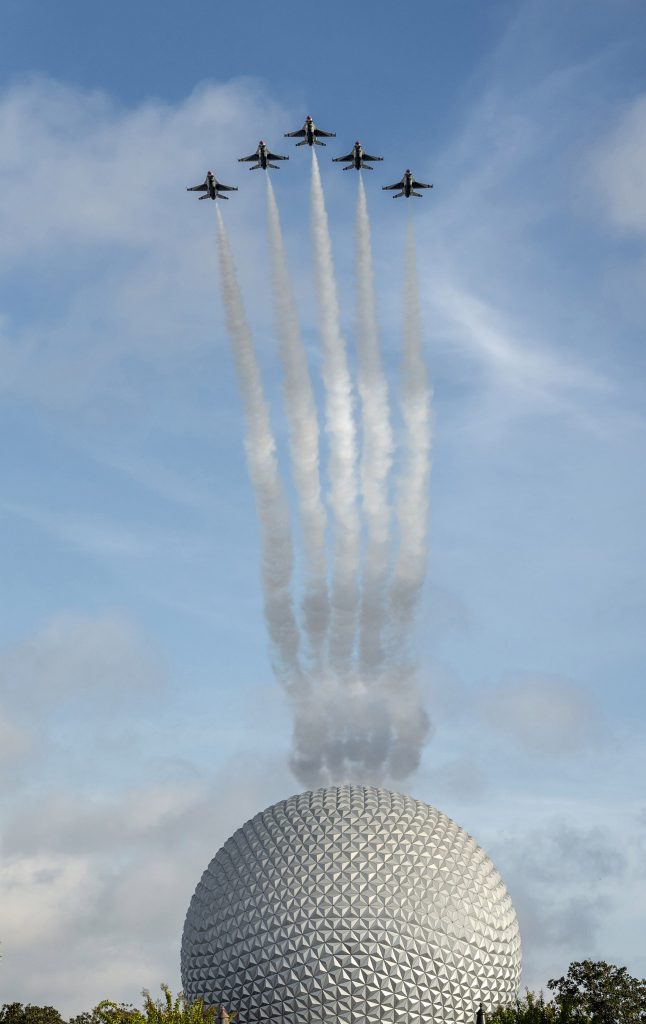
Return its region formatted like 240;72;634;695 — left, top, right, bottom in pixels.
1;0;646;1012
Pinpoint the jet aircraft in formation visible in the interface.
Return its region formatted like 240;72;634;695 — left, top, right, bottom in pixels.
186;170;238;200
284;115;336;147
332;141;384;171
382;169;433;198
188;115;432;199
238;140;290;171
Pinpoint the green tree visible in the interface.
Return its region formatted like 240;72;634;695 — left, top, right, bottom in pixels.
0;1005;65;1024
92;987;235;1024
548;960;646;1024
490;990;563;1024
68;1007;139;1024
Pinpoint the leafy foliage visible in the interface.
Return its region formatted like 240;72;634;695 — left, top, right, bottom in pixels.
2;989;235;1024
548;960;646;1024
490;962;646;1024
3;965;645;1024
0;1006;65;1024
90;988;235;1024
489;990;563;1024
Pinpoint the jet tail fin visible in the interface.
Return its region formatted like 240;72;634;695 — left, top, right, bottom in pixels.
411;190;423;197
267;162;281;169
392;191;405;198
199;193;210;200
296;139;309;147
314;139;326;146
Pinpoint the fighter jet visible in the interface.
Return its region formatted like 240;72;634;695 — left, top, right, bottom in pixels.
186;170;238;200
333;141;383;171
382;169;433;198
238;140;289;170
284;115;336;147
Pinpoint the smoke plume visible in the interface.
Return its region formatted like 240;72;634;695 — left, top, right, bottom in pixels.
265;178;329;663
355;175;395;675
213;179;432;786
310;152;360;678
390;219;433;638
215;208;304;695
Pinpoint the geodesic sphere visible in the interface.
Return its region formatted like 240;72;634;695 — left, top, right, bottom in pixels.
181;786;521;1024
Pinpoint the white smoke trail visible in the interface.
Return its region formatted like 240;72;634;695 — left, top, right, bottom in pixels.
265;178;329;662
390;218;432;639
355;175;395;675
215;207;304;695
291;190;432;788
310;151;360;676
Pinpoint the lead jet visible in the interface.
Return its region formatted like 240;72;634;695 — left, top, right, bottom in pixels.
284;115;336;147
382;169;433;198
186;170;238;200
333;141;383;171
238;140;289;170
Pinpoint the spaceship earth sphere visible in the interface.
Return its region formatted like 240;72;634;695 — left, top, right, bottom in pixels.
181;786;521;1024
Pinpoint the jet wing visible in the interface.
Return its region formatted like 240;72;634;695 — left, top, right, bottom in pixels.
284;128;306;138
238;153;259;162
382;180;404;190
412;180;433;189
314;129;336;137
217;184;238;191
333;152;355;163
187;183;208;191
266;151;289;161
362;153;383;162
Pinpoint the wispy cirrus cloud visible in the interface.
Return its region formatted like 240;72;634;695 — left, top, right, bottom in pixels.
592;93;646;236
431;282;607;399
2;499;209;561
0;76;289;406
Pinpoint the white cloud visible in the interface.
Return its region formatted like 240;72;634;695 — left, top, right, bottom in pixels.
0;709;32;764
593;94;646;235
0;77;281;260
495;813;646;992
1;612;164;712
430;281;606;401
3;783;208;856
0;76;289;406
0;764;293;1014
1;853;102;950
481;672;598;753
2;499;208;561
0;609;291;1013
